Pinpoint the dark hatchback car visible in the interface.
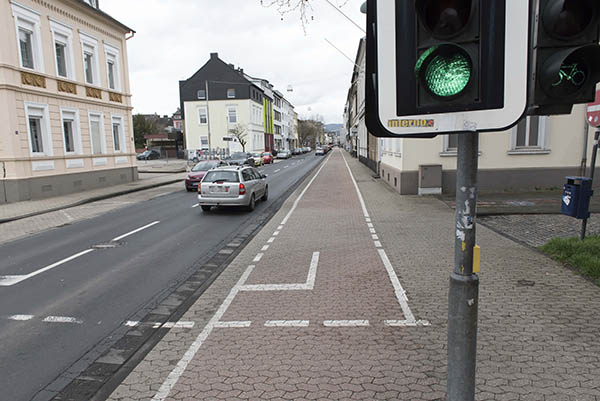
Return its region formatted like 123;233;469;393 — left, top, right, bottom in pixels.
136;149;160;160
185;160;228;191
227;152;254;166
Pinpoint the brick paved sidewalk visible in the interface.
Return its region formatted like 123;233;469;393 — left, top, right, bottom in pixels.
0;172;185;223
108;150;600;401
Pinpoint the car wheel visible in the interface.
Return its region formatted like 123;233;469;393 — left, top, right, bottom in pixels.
247;194;256;212
201;205;211;212
261;186;268;201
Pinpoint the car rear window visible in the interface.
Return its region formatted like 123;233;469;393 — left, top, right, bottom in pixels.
192;161;219;171
203;171;239;183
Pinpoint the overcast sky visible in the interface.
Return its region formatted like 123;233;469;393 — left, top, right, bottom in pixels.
100;0;366;124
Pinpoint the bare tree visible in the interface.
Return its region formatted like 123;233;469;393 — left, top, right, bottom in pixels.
298;118;325;147
261;0;351;31
229;124;249;152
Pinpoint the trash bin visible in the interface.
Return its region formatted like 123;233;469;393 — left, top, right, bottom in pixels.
561;176;593;219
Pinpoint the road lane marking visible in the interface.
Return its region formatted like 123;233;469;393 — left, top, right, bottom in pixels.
214;321;252;328
265;320;309;327
374;241;382;248
261;245;269;251
7;315;34;321
240;252;319;291
340;150;420;325
277;225;283;230
283;165;289;169
274;169;281;173
151;265;255;401
372;234;379;240
192;203;199;208
125;321;195;329
267;237;275;243
253;253;264;262
385;320;431;327
281;153;331;225
367;223;374;228
162;321;195;329
0;249;95;286
43;316;83;324
323;320;370;327
112;221;160;242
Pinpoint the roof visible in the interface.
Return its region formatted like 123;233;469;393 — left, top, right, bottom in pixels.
76;0;135;34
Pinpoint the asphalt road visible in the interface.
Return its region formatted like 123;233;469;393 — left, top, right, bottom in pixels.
0;153;323;401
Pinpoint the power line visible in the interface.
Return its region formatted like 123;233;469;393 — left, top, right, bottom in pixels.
323;0;365;34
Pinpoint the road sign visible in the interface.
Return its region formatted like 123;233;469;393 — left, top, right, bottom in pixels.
587;90;600;127
365;0;530;137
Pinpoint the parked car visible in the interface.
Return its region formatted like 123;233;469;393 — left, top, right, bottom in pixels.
198;166;268;212
262;152;274;164
251;152;265;166
185;160;228;191
292;148;303;155
136;149;160;160
227;152;254;166
276;150;291;159
315;147;325;156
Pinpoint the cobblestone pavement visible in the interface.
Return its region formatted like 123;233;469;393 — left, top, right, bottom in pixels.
479;214;600;247
108;150;600;401
0;183;182;245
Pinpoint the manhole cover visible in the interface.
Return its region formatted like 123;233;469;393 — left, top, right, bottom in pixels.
92;243;119;249
517;279;535;287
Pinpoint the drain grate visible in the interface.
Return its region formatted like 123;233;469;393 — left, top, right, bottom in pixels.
517;279;535;287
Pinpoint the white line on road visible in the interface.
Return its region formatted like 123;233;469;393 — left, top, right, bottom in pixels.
43;316;83;324
253;253;264;262
273;231;280;236
267;237;275;243
265;320;309;327
0;249;95;286
340;151;370;218
261;245;269;251
214;321;252;328
277;225;283;230
162;321;195;329
280;153;331;226
7;315;34;321
323;320;369;327
283;165;289;169
240;252;319;292
369;228;376;234
372;234;379;240
151;265;255;401
125;321;196;329
374;241;382;248
112;221;160;242
192;203;199;208
274;169;281;173
385;319;431;327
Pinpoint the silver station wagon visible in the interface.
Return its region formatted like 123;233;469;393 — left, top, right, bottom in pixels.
198;166;268;212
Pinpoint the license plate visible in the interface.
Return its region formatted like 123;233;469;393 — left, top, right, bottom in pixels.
210;186;228;192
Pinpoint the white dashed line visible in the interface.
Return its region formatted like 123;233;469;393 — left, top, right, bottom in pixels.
277;225;283;230
261;245;269;251
241;252;319;292
323;320;370;327
265;320;309;327
7;315;34;321
369;228;376;234
283;165;289;169
273;231;280;236
365;218;371;222
43;316;83;324
192;203;199;208
274;169;281;173
374;241;382;248
385;320;431;327
214;321;252;328
162;321;195;329
112;221;160;242
367;223;374;228
372;234;379;240
253;253;264;262
267;237;275;243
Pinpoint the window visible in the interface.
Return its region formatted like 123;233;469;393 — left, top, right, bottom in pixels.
25;103;51;156
227;88;236;99
12;3;44;72
198;107;207;124
105;44;121;91
227;107;237;124
197;89;206;100
61;109;81;154
112;116;125;152
441;134;458;155
513;116;547;149
89;113;105;154
80;32;100;85
50;20;74;79
200;136;209;149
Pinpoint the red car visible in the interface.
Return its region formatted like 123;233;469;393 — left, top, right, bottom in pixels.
185;160;228;191
262;152;274;164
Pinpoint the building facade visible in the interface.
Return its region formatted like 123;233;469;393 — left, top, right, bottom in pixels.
345;36;598;195
179;53;265;158
0;0;136;204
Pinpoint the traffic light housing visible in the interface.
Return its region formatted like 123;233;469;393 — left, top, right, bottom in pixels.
528;0;600;115
366;1;529;137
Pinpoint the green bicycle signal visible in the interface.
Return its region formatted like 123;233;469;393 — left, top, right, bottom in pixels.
553;63;586;87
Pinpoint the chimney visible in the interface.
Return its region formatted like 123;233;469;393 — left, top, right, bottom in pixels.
210;52;218;60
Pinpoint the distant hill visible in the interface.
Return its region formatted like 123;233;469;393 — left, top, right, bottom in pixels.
324;123;343;132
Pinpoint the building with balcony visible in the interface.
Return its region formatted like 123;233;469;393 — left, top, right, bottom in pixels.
0;0;136;204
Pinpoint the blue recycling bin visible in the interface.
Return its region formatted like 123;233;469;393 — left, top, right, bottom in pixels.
561;176;593;219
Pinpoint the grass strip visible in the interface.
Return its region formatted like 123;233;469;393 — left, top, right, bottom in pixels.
540;235;600;285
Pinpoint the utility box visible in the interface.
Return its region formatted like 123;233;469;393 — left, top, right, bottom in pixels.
561;176;593;219
418;164;442;195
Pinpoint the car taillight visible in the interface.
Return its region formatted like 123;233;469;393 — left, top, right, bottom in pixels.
239;183;246;195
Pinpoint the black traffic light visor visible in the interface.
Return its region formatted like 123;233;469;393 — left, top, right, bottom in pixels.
542;0;598;40
540;44;600;98
415;0;475;39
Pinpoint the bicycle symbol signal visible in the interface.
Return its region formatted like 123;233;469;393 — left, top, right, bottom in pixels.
553;63;586;87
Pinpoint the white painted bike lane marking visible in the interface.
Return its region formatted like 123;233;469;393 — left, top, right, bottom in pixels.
112;221;160;242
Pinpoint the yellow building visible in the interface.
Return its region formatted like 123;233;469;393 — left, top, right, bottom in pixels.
0;0;135;204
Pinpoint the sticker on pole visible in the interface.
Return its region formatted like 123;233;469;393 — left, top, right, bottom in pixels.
587;90;600;127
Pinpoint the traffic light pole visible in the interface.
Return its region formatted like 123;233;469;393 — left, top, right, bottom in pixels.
581;130;600;241
447;132;480;401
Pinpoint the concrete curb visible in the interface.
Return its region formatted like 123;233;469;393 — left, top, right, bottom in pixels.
0;178;184;225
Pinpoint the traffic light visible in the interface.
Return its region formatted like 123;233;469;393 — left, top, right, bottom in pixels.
529;0;600;115
365;1;529;137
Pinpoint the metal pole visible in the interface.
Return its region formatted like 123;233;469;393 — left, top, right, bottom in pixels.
580;130;600;241
447;132;480;401
205;81;212;158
